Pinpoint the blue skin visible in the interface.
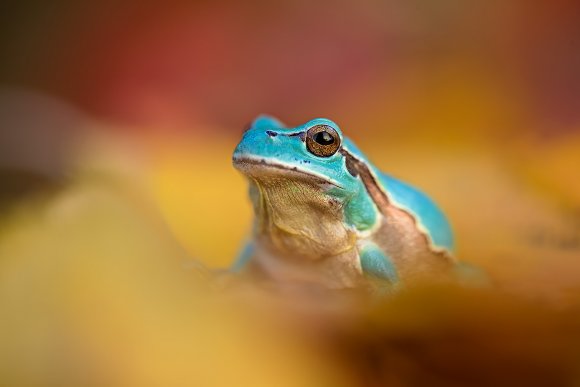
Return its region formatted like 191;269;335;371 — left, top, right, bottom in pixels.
233;116;455;283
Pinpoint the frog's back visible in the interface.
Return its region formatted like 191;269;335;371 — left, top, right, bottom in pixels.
342;137;454;256
376;172;455;255
361;170;456;281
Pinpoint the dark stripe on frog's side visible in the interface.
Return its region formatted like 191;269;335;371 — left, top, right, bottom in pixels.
339;148;453;265
341;149;391;211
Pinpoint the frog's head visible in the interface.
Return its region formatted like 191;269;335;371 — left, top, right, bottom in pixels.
233;115;360;197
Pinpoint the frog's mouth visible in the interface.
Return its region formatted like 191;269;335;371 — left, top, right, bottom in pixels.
233;156;343;189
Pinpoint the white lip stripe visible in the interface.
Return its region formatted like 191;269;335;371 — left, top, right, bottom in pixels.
233;155;344;188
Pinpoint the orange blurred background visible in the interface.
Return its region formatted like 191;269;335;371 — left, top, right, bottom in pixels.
1;1;580;386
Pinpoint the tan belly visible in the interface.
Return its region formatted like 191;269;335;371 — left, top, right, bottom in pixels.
250;240;364;289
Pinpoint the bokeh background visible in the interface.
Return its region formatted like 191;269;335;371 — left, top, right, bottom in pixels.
1;1;580;386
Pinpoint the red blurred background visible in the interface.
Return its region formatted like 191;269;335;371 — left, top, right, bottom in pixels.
1;1;579;135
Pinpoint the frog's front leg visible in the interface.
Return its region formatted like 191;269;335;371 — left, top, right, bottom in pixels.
358;241;399;286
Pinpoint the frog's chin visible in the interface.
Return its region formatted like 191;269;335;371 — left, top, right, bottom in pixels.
233;156;343;189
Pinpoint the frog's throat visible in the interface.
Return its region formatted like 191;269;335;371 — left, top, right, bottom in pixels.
249;177;356;259
233;156;343;189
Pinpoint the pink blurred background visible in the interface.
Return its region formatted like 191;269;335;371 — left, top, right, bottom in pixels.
1;1;579;135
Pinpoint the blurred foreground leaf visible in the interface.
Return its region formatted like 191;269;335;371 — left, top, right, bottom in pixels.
0;175;346;387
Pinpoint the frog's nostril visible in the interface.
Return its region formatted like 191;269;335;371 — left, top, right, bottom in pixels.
266;130;278;137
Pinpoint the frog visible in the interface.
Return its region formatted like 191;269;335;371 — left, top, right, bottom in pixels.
231;115;458;289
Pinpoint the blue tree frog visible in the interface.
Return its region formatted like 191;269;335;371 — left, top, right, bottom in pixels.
232;116;458;289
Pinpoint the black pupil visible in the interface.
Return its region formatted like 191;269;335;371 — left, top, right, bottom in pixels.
314;131;334;145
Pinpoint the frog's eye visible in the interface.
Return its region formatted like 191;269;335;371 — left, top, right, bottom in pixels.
306;125;341;157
